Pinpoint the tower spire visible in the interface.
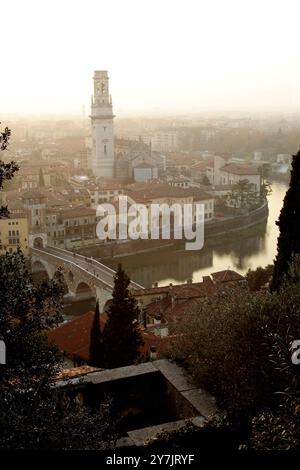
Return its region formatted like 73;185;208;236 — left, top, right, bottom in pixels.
90;71;115;179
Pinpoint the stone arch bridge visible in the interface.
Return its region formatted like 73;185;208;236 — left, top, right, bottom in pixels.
31;246;144;311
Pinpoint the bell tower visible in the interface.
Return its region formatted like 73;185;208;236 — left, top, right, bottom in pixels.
90;70;115;178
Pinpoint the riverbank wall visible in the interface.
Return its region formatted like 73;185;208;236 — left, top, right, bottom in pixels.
78;201;269;259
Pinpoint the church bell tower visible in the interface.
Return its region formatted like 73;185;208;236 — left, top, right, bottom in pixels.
90;71;115;178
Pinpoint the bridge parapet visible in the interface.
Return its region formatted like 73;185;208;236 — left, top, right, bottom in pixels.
31;246;144;311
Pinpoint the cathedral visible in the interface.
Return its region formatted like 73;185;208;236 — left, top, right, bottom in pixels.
88;70;165;182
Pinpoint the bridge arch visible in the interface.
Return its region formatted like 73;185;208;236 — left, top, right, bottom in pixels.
33;237;44;248
31;259;51;280
74;281;95;300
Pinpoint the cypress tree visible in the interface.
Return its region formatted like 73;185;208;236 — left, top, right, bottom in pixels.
89;300;103;367
270;149;300;291
103;264;143;368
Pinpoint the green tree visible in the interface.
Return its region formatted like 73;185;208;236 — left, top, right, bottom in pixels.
165;286;275;416
260;179;272;200
0;123;19;217
250;260;300;450
227;179;260;210
164;259;300;449
103;264;144;368
270;149;300;292
246;264;273;291
89;300;103;367
39;167;45;187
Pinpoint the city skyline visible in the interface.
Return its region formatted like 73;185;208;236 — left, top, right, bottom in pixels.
1;0;300;116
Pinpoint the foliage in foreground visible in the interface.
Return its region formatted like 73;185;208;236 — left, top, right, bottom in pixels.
0;250;116;449
164;260;300;449
271;149;300;291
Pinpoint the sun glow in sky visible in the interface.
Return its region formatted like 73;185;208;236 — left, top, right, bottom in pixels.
1;0;300;116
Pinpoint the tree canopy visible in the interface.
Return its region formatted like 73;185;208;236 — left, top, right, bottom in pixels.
271;149;300;291
103;264;144;368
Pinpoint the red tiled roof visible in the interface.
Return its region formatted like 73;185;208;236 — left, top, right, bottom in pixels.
48;311;97;363
132;276;216;299
191;159;214;171
48;310;156;363
125;181;194;199
220;163;260;176
145;297;198;321
21;190;47;200
211;269;245;283
63;205;96;218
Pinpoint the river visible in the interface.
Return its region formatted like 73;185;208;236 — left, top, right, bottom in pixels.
64;180;288;316
105;181;288;287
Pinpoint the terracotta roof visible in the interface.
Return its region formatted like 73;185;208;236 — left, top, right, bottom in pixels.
132;276;216;299
187;188;213;201
49;310;158;363
7;199;24;211
63;205;96;218
21;190;46;200
145;297;198;322
220;163;260;176
49;311;95;362
124;183;194;203
211;269;245;283
191;159;214;171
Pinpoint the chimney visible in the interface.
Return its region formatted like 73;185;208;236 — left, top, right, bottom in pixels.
152;281;158;288
187;278;193;284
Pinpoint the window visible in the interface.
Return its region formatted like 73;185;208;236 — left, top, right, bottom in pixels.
104;144;107;155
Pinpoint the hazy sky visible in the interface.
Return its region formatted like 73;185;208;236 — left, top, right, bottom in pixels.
1;0;300;116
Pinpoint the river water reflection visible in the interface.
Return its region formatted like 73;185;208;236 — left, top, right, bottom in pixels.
106;181;288;288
